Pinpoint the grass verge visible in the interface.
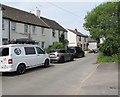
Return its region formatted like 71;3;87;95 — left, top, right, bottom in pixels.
96;53;120;63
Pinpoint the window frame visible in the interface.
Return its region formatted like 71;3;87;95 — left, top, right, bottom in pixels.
41;41;45;48
24;24;28;33
11;21;16;31
24;47;36;55
32;25;36;34
2;19;5;30
36;47;45;54
52;29;56;37
41;28;45;35
0;47;9;56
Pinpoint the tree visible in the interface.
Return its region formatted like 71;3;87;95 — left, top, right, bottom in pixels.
84;2;120;56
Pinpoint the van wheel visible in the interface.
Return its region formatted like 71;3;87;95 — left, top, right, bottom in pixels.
17;64;26;74
44;59;50;67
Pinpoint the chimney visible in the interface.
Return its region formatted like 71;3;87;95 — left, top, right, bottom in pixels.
75;29;78;32
31;8;41;18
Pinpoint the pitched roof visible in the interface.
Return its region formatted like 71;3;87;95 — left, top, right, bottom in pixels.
88;36;97;42
40;17;67;32
68;29;88;37
2;5;49;28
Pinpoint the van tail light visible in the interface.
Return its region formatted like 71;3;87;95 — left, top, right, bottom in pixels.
8;59;13;64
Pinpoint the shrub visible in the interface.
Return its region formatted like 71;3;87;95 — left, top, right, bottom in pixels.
44;42;64;53
100;36;119;56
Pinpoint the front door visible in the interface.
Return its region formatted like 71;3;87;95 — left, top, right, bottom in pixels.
36;47;46;65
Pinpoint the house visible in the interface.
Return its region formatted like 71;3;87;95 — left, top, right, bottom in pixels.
88;36;97;50
2;4;49;47
40;17;67;47
67;29;88;51
1;4;67;48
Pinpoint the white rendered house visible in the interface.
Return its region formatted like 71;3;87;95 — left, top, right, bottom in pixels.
67;29;88;51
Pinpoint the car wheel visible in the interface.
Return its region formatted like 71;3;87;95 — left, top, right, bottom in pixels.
70;55;74;61
59;56;65;63
79;52;84;58
17;64;26;74
44;59;50;67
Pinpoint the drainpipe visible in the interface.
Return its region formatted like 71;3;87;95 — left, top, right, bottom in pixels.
0;4;2;45
8;20;11;43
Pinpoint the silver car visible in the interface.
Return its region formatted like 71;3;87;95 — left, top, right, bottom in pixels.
49;49;74;63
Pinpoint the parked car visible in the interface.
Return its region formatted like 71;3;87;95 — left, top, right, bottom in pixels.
0;44;50;74
49;49;74;63
67;46;85;58
93;48;99;53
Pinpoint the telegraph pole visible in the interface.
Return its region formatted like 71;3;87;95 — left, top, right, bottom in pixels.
0;4;2;45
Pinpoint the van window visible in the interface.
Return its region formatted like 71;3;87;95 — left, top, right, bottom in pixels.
24;47;36;55
36;47;45;54
0;48;9;56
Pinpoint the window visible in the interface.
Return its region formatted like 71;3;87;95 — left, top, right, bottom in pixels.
52;29;56;37
0;48;9;56
2;19;4;30
32;26;36;34
58;30;60;37
84;38;86;42
41;42;45;48
24;47;36;55
11;21;16;31
36;47;45;54
79;37;81;41
24;24;28;33
81;44;82;48
41;28;45;35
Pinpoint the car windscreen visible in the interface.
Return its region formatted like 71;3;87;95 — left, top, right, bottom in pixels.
75;47;82;53
68;49;75;53
0;47;9;56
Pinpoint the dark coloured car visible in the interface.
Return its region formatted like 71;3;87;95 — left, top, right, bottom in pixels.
67;46;85;58
49;49;74;63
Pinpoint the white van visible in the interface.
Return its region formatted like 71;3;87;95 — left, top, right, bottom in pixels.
0;44;50;74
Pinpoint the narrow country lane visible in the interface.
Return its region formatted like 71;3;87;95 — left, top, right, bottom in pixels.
2;53;98;95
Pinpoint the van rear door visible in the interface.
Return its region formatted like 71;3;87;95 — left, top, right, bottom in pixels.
0;47;9;65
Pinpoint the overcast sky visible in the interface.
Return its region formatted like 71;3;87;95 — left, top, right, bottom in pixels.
0;0;110;35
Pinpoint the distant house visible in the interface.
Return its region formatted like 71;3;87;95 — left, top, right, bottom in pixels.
88;36;97;50
1;4;67;48
67;29;88;51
